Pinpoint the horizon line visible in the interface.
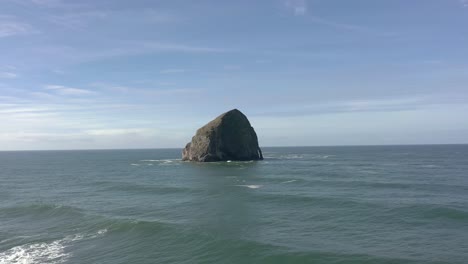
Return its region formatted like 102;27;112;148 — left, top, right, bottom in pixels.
1;143;467;152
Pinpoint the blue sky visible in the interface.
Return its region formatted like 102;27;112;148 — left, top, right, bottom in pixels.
1;0;468;150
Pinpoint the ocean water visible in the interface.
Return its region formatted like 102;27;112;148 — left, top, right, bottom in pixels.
0;145;467;264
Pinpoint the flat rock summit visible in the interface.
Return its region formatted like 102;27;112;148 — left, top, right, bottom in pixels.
182;109;263;162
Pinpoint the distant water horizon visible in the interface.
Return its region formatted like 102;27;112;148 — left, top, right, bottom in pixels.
1;145;467;263
2;143;467;152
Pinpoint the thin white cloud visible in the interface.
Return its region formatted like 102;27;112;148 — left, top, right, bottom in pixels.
46;11;108;30
2;65;17;70
101;85;203;97
58;8;177;33
138;41;229;53
44;85;95;95
0;106;49;114
142;9;178;24
160;69;188;74
308;16;395;37
0;16;35;37
0;72;18;78
254;59;271;64
223;65;241;70
32;41;229;64
281;1;392;36
253;96;434;117
461;0;468;7
284;0;308;16
11;0;85;9
30;0;63;7
85;128;151;136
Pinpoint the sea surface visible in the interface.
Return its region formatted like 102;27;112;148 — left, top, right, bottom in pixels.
0;145;467;264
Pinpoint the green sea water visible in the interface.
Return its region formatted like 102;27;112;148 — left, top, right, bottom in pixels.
0;145;467;264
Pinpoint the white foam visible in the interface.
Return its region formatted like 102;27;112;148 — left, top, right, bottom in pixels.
0;238;69;264
0;230;108;264
227;160;232;163
283;154;303;160
88;229;108;239
281;180;297;184
420;164;440;168
140;159;178;162
235;185;262;189
130;164;140;166
139;159;179;166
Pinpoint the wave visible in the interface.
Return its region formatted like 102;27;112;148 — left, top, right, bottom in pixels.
254;192;373;209
390;204;468;221
104;183;201;195
298;178;468;193
0;238;69;264
0;204;85;219
259;250;429;264
140;159;179;162
103;219;173;235
418;164;441;168
263;154;334;160
234;185;262;189
0;229;107;264
138;159;181;166
281;180;297;184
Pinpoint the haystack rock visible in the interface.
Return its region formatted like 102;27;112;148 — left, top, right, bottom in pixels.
182;109;263;162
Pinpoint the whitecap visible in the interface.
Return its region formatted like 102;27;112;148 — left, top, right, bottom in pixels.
420;164;440;168
283;154;303;160
140;159;178;162
88;229;108;239
281;180;297;184
130;164;140;166
0;238;69;264
139;159;180;166
0;230;108;264
235;185;262;189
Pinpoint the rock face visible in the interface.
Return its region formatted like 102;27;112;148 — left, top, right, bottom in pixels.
182;109;263;162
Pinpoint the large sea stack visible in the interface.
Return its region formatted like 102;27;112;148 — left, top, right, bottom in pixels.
182;109;263;162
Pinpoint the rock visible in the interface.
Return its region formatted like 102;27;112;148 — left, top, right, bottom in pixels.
182;109;263;162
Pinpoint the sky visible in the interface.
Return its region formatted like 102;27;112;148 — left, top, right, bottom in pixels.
1;0;468;150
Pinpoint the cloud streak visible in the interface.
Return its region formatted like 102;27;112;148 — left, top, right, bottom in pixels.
307;16;395;37
284;0;308;16
0;16;35;37
0;72;18;78
44;85;96;96
30;41;229;65
160;69;188;74
45;11;108;30
11;0;86;9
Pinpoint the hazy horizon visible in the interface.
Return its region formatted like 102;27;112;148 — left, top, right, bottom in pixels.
2;143;467;152
1;0;468;150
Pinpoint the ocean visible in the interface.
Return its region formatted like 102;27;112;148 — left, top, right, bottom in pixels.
0;145;467;264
